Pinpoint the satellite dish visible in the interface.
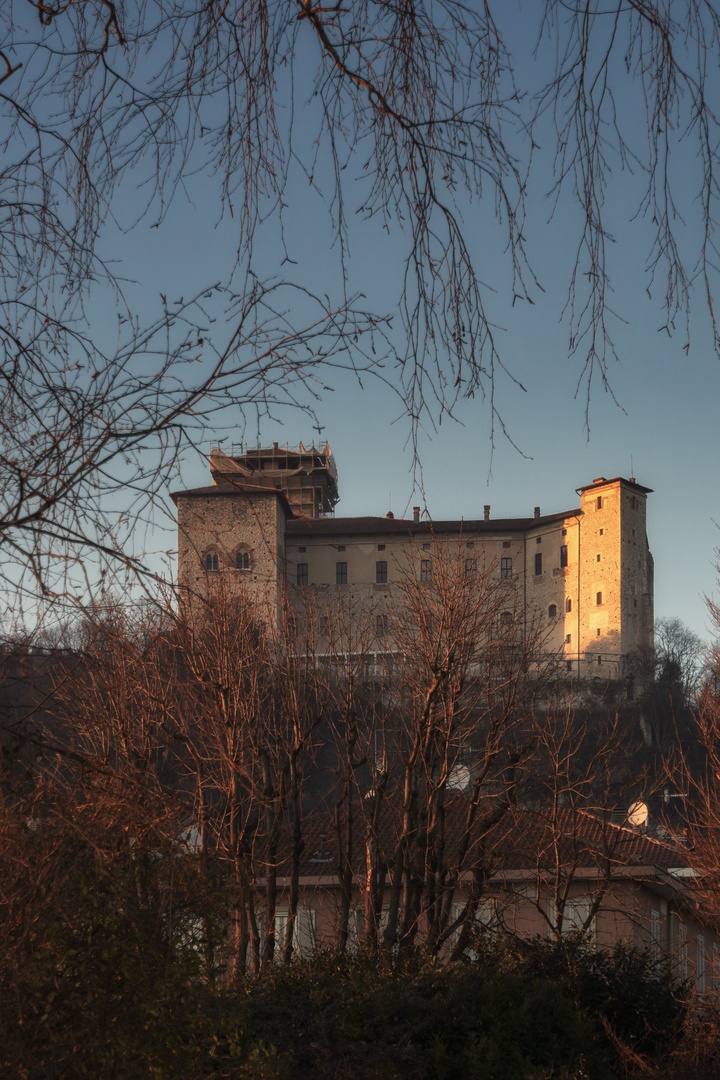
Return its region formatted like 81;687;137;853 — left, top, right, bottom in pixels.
627;801;648;828
448;766;471;792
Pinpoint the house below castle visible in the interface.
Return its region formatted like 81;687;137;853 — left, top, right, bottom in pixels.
171;442;654;683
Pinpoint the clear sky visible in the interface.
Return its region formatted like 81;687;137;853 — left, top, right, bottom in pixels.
85;4;719;645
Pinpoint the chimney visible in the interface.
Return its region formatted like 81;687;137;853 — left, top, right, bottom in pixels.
272;442;278;450
534;506;540;519
413;506;420;523
386;510;394;520
484;504;490;521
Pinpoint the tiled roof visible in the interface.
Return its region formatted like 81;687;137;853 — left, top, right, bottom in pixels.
286;510;580;539
273;799;688;882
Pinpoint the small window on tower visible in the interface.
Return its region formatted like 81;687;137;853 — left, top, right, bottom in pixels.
297;563;308;586
236;550;250;570
565;597;572;613
596;592;603;606
596;554;601;562
548;604;557;619
560;544;568;568
535;553;542;576
205;550;219;572
597;496;603;510
565;633;571;644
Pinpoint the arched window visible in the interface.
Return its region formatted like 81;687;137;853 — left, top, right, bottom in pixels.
205;550;219;572
565;597;572;613
236;550;250;570
548;604;557;619
499;611;512;626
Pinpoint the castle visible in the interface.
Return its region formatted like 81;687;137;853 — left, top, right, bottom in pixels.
172;442;654;683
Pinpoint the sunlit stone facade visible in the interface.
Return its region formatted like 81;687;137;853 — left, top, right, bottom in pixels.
172;443;653;683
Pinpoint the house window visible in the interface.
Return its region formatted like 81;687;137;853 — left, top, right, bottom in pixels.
319;616;328;636
503;540;511;548
597;655;602;665
236;550;250;570
465;558;477;580
565;597;572;613
562;528;567;536
205;550;219;572
376;614;388;638
536;536;542;544
376;561;388;584
596;628;601;637
422;542;431;551
548;604;557;619
534;553;542;576
378;544;386;551
679;923;688;979
565;633;571;644
599;528;604;536
466;541;474;549
560;544;568;568
698;936;706;993
297;562;308;586
650;909;662;960
501;557;512;579
596;553;601;562
298;546;306;553
566;660;573;672
596;496;603;509
596;591;602;605
336;562;348;585
337;544;345;552
420;560;432;582
499;611;513;626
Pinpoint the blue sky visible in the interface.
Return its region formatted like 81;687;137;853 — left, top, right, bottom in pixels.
86;4;720;644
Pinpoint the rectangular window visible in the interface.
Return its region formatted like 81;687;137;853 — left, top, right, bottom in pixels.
565;633;571;644
297;562;308;586
534;553;542;576
465;558;477;580
336;562;348;585
319;616;328;636
337;544;345;552
560;545;568;568
377;544;385;551
501;557;512;579
536;536;542;544
596;591;602;605
421;560;432;582
650;910;662;961
376;560;388;583
597;496;603;509
422;542;431;551
298;546;306;553
562;528;567;536
466;541;474;549
376;614;388;637
503;540;511;548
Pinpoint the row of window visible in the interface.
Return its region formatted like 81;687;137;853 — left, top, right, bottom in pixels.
205;549;249;572
548;593;602;620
